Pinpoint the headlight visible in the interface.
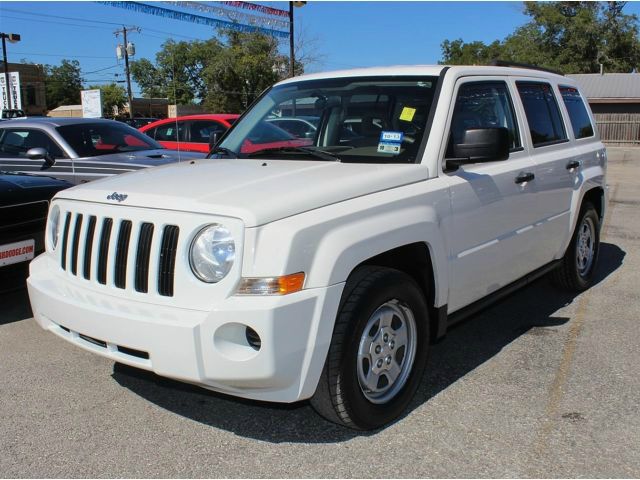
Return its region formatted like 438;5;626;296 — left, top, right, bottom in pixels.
47;204;61;251
189;224;235;283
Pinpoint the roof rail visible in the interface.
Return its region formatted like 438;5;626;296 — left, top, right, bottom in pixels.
489;59;565;77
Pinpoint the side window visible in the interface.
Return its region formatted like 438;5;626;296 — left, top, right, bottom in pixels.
516;82;567;147
0;128;65;158
144;127;156;140
189;121;226;143
559;86;594;139
446;81;521;158
154;122;185;142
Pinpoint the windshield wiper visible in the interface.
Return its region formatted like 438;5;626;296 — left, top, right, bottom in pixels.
208;146;238;158
245;146;341;162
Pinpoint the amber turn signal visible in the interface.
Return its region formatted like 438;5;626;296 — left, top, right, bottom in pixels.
236;272;305;295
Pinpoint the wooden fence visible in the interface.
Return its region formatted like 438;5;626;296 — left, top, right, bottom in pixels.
593;113;640;146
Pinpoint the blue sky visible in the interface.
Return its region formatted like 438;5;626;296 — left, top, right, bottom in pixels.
2;1;640;96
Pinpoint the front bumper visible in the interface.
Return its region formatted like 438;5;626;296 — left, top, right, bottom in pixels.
28;254;344;402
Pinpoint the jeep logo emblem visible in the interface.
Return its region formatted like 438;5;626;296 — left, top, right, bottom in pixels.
106;192;128;202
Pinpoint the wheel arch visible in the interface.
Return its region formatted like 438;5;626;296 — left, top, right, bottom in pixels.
345;242;447;342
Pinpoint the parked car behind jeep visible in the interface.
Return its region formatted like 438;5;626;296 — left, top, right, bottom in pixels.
1;171;71;291
0;118;203;184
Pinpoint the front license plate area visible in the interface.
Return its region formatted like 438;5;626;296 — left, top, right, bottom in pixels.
0;239;36;267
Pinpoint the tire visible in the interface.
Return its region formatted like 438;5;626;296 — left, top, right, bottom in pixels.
310;266;430;430
552;202;600;291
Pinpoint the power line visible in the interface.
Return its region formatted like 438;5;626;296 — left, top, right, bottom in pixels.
1;14;116;31
82;64;120;74
11;51;115;59
0;7;128;26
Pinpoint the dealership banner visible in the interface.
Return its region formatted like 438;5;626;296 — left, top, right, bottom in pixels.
0;72;22;110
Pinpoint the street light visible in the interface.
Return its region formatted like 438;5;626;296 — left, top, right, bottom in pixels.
1;32;21;111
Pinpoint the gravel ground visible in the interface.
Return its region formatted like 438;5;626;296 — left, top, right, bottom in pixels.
1;148;638;478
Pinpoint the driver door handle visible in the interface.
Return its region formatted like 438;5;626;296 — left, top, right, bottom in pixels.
566;160;581;170
515;172;535;184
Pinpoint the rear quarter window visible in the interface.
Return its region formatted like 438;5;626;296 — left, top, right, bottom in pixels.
559;86;594;139
516;82;568;147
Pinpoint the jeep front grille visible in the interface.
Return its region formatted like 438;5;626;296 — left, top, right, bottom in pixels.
59;212;179;297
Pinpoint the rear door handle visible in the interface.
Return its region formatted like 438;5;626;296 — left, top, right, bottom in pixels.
566;160;581;170
515;172;535;184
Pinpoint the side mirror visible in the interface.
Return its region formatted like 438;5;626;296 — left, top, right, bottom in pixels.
447;127;510;170
27;147;56;169
209;131;220;149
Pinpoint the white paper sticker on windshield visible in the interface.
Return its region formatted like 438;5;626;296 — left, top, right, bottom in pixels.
377;142;401;154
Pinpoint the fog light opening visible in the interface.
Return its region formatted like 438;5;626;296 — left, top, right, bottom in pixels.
245;326;261;351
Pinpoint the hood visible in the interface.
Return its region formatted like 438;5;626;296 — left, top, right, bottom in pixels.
0;172;72;207
56;159;428;227
81;149;204;166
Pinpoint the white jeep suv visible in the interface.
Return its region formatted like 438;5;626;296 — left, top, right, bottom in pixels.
28;65;606;430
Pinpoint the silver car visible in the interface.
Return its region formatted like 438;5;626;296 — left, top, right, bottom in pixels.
0;118;203;184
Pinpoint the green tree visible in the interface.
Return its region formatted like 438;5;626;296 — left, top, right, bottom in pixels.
87;83;127;118
130;38;223;104
130;31;303;112
203;30;287;112
441;1;640;73
44;59;83;109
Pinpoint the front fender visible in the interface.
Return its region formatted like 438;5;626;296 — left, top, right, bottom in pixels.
242;180;450;308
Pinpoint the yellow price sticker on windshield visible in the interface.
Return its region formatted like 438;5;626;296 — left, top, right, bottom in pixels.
400;107;416;122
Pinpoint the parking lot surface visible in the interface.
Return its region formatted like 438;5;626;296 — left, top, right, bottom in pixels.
1;148;639;478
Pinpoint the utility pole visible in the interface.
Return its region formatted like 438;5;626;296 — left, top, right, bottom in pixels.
288;2;306;78
289;2;295;78
115;26;139;119
1;32;21;111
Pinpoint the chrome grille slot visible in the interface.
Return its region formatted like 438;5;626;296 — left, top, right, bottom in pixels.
114;220;132;289
158;225;179;297
97;218;113;285
135;222;154;293
70;213;83;276
83;216;97;280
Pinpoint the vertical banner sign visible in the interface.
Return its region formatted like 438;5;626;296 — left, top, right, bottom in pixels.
81;89;103;118
0;72;22;110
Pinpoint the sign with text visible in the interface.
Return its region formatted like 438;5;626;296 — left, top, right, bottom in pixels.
0;72;22;110
81;89;103;118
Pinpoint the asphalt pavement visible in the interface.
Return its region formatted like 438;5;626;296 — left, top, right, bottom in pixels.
1;148;639;478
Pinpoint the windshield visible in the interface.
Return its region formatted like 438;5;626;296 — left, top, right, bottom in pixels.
57;122;163;157
217;75;439;163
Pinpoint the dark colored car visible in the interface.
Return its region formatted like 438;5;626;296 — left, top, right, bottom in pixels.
117;117;159;129
0;118;203;184
0;171;72;291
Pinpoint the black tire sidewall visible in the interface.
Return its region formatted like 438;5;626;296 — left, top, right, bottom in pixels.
338;271;429;429
570;204;600;289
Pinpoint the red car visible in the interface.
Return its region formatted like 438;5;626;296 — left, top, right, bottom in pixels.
140;114;239;153
141;114;312;155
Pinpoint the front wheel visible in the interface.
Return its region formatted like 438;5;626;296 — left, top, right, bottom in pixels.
552;202;601;291
310;266;430;430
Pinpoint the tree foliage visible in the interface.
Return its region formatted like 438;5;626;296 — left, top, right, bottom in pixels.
130;31;293;112
87;83;127;118
441;1;640;73
44;59;83;109
202;30;288;112
131;38;223;105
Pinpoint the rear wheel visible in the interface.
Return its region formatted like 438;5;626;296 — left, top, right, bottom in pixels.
310;266;430;430
552;202;600;291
